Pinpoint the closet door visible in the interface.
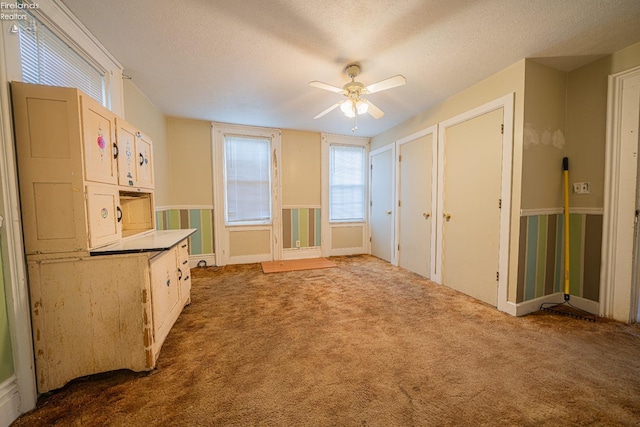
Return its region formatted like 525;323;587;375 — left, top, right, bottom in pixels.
441;108;503;306
370;145;395;263
397;132;433;278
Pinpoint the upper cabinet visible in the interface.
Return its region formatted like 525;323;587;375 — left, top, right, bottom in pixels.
82;95;118;185
11;82;155;254
116;118;154;190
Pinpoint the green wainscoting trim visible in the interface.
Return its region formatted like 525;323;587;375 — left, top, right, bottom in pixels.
156;208;214;255
282;208;321;249
517;213;602;303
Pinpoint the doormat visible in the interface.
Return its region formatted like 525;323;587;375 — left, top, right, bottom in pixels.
261;258;337;273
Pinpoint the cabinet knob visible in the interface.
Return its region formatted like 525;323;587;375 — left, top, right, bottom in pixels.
423;212;431;219
116;206;123;222
443;213;452;221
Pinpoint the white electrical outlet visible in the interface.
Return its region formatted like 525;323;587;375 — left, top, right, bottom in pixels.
295;240;300;248
572;182;591;194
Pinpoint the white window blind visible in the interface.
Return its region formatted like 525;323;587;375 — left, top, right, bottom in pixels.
225;136;272;223
330;145;366;222
18;14;106;105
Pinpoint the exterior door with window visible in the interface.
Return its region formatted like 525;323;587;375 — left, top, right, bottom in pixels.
321;134;370;257
212;125;282;265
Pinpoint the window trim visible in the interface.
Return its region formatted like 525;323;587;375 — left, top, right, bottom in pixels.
1;0;124;115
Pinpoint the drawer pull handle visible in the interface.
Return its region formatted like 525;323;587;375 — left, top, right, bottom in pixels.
139;153;144;166
113;143;118;159
116;206;122;222
178;268;183;280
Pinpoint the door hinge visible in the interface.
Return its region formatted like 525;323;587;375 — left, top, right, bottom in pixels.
370;164;373;170
501;124;504;134
498;199;502;209
496;271;499;281
398;200;401;207
398;244;400;251
370;201;373;207
370;236;372;242
399;155;402;162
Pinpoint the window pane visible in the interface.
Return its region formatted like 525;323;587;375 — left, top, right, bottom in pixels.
18;13;106;105
330;145;365;221
225;136;272;223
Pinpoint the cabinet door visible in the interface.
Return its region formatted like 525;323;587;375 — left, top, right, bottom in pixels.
177;239;191;304
85;184;121;248
81;96;118;185
137;132;154;189
115;119;138;188
150;248;180;347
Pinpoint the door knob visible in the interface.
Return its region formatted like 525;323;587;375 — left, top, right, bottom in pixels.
423;212;431;219
386;210;392;215
443;213;452;221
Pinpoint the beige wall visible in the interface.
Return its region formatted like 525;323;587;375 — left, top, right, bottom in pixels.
566;42;640;208
372;60;526;304
122;80;170;206
165;118;213;207
281;130;321;207
521;60;567;210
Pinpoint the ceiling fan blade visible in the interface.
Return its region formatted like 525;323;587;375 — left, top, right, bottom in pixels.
314;101;343;119
365;75;406;94
309;81;344;93
365;99;384;119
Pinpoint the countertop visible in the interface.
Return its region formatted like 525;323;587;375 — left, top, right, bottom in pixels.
90;229;197;256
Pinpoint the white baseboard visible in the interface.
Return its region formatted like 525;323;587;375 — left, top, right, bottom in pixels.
189;254;216;268
0;376;20;427
282;247;322;260
227;253;272;265
515;292;599;316
327;247;368;257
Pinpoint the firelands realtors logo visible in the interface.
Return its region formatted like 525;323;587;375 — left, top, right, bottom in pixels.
1;1;38;33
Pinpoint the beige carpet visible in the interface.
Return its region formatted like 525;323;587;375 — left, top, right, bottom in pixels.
261;257;337;273
13;255;640;426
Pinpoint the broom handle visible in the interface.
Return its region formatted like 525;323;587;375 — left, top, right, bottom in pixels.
563;157;570;297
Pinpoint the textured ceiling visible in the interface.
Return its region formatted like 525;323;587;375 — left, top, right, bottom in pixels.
61;0;640;137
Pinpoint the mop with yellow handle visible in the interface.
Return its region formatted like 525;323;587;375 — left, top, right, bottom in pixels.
540;157;596;322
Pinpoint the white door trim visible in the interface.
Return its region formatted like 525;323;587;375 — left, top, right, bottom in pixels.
600;65;640;323
436;93;514;313
0;25;37;418
211;123;282;266
369;143;396;264
395;126;438;276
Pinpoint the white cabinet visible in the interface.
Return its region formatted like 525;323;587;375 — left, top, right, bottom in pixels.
116;118;154;190
150;248;181;354
177;239;191;304
11;82;155;253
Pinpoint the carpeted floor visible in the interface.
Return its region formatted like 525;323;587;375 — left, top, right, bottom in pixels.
13;255;640;426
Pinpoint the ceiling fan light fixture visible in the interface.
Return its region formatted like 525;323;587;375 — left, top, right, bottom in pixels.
341;100;356;117
356;100;369;115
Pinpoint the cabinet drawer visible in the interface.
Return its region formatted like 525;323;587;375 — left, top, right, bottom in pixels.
85;184;121;248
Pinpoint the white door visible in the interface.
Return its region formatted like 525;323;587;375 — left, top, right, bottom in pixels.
397;132;433;277
370;146;395;263
442;108;503;306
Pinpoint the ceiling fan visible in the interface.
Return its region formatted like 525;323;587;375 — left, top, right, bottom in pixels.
309;64;406;128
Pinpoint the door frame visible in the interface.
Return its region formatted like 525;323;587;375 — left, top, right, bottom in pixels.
369;143;396;264
395;125;438;277
436;94;514;313
600;65;640;323
211;123;282;266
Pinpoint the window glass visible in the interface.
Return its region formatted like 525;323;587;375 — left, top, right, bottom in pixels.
330;145;366;221
225;136;272;223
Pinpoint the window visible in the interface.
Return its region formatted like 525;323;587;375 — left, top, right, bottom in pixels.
18;13;106;105
224;136;272;224
329;145;366;222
